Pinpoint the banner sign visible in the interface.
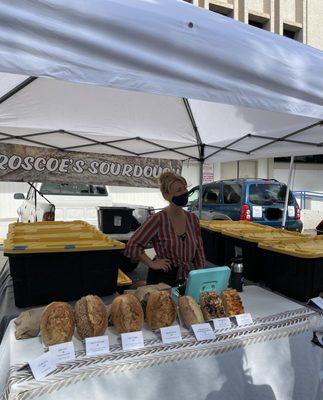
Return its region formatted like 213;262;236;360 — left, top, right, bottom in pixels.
0;143;182;188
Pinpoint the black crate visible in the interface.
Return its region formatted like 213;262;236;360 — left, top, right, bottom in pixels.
7;250;121;307
98;207;134;234
201;228;226;266
316;220;323;235
223;235;265;282
261;249;323;302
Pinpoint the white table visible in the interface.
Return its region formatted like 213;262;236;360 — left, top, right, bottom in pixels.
1;286;322;400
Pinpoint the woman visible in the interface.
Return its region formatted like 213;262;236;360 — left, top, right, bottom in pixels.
124;172;206;287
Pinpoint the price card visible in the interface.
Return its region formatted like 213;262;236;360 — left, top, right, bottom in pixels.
213;317;231;330
121;331;144;351
252;206;262;218
310;296;323;310
235;313;253;326
85;336;110;356
160;325;182;344
49;342;75;364
29;352;57;381
192;323;215;341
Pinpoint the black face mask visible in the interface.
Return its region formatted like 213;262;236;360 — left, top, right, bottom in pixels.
172;191;189;207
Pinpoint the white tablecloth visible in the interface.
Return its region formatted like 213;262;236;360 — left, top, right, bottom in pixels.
1;286;322;400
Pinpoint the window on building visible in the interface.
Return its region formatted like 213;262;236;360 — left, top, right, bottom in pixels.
283;29;296;39
183;0;193;3
209;3;233;18
275;155;323;164
283;23;302;41
248;14;270;31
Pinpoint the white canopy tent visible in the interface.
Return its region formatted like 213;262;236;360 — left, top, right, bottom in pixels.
0;0;323;220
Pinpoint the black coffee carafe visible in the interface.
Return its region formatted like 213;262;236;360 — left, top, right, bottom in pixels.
230;257;244;292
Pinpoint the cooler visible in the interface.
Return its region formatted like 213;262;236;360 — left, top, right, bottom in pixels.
97;207;134;234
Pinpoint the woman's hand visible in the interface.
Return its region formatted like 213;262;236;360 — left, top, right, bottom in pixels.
148;258;171;272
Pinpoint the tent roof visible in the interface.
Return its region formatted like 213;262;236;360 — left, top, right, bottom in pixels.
0;0;322;162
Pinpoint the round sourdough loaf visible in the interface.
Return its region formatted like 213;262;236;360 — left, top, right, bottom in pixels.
75;295;108;339
146;291;176;330
40;302;75;346
111;294;144;333
178;296;204;329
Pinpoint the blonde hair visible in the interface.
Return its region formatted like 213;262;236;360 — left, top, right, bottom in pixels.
159;171;187;197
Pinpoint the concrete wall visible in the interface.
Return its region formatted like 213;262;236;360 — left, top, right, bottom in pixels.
274;162;323;191
307;0;323;50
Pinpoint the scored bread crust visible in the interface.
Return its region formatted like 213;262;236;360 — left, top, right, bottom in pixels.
75;295;108;339
111;294;144;333
146;291;176;330
178;296;204;329
40;302;75;346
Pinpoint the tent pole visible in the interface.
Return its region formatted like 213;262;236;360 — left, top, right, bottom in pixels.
198;144;205;219
282;156;294;229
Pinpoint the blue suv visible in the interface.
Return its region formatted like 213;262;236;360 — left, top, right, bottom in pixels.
187;179;303;232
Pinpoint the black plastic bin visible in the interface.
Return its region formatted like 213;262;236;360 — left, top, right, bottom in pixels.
259;239;323;302
7;250;120;307
201;227;226;265
98;207;134;234
4;221;125;307
316;220;323;235
222;228;303;283
199;221;261;266
223;235;261;281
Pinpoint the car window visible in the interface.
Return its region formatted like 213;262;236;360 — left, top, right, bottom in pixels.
223;184;242;204
188;188;199;204
92;185;108;195
203;185;220;203
248;184;293;205
40;183;108;196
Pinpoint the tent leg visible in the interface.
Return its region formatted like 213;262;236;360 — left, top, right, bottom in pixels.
198;158;204;219
282;156;294;229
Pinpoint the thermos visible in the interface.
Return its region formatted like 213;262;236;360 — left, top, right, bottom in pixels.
230;257;244;292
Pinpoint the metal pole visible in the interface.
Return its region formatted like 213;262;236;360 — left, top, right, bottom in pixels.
34;187;37;222
198;145;205;219
282;156;294;229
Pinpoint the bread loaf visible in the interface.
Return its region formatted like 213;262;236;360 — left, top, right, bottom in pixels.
75;295;108;339
221;289;244;316
146;291;176;330
199;291;226;320
178;296;204;329
40;302;75;346
111;294;144;333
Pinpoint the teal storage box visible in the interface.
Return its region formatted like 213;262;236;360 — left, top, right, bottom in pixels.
172;267;231;303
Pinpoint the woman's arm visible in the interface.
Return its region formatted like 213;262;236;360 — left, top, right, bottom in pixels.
138;251;170;271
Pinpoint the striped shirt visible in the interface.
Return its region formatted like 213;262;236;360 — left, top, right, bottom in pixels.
124;209;206;279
